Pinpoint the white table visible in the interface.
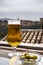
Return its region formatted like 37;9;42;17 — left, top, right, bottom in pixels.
0;52;43;65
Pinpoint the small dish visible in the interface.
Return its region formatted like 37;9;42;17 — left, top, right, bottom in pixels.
19;52;41;65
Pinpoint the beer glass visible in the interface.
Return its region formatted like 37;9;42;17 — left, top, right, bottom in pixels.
7;19;22;57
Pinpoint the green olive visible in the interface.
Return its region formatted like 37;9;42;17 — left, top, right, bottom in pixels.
30;55;37;59
25;55;30;59
22;53;29;56
20;53;37;61
20;55;25;60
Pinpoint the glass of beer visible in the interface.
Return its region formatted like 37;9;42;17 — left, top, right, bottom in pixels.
7;19;22;57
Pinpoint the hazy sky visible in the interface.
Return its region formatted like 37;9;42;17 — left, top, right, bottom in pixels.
0;0;43;20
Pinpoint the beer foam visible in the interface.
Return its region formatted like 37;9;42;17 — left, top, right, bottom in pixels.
8;20;20;25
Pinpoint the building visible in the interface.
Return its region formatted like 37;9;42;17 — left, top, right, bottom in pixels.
40;18;43;29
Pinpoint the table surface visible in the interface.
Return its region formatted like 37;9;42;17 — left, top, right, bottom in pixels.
0;49;43;65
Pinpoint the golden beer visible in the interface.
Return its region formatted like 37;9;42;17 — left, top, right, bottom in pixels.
7;20;22;47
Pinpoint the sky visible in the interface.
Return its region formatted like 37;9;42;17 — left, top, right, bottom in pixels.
0;0;43;21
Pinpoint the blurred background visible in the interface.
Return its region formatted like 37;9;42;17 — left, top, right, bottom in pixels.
0;18;43;44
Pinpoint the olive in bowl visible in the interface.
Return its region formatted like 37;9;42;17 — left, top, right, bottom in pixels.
19;52;41;65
